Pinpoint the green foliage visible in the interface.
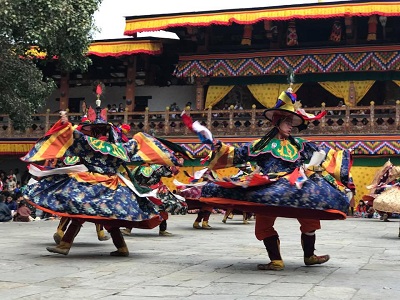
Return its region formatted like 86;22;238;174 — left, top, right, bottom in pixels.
0;46;55;129
0;0;102;129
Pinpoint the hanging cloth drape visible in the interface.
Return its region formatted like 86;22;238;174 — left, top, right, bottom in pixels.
393;80;400;87
205;85;234;108
247;83;302;108
318;81;374;106
353;80;375;105
318;81;350;105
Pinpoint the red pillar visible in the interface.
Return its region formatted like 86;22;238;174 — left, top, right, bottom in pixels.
59;73;69;111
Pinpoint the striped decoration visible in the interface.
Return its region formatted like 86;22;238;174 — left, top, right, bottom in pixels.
174;46;400;77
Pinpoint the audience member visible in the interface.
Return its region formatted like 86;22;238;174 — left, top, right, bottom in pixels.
118;103;125;112
0;195;12;222
14;200;32;222
5;195;17;216
170;102;180;118
354;200;367;218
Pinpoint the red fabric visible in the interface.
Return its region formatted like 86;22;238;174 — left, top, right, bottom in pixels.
181;113;194;131
199;197;347;220
160;211;169;221
214;174;275;188
288;168;300;185
44;119;69;137
255;215;321;240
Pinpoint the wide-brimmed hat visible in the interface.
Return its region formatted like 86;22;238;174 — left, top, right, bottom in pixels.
80;106;111;133
263;90;304;127
264;88;327;129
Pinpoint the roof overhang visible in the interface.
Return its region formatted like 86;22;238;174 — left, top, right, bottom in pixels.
124;1;400;35
88;39;163;57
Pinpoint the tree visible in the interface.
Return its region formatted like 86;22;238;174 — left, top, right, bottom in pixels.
0;0;102;129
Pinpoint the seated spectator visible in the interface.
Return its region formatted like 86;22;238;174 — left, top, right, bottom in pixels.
109;104;117;113
234;100;244;116
5;195;17;217
118;103;125;112
14;200;32;222
0;195;12;222
6;174;17;194
170;102;180;118
354;200;368;218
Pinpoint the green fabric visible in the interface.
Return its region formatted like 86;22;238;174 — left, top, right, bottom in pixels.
249;137;307;161
86;137;129;162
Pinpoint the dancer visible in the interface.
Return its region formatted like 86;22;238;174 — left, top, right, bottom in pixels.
21;88;189;256
222;162;253;224
121;164;187;236
175;168;214;229
185;85;354;270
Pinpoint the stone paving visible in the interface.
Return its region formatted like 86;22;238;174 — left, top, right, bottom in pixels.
1;214;400;299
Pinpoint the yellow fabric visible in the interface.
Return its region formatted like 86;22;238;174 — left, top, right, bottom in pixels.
205;85;234;108
247;83;301;108
124;2;400;34
0;143;34;154
319;81;374;106
318;81;350;105
393;80;400;87
88;40;162;57
353;81;375;105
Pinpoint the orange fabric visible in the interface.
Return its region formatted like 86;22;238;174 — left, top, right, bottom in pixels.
70;172;120;190
255;215;321;240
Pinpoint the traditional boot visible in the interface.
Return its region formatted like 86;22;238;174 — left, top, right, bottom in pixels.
202;221;212;229
257;235;284;271
159;230;172;236
109;227;129;257
222;212;228;223
47;220;81;255
302;232;330;266
46;241;71;255
53;217;70;244
159;220;172;236
193;221;202;229
96;224;110;241
243;213;249;224
53;231;63;245
193;212;203;229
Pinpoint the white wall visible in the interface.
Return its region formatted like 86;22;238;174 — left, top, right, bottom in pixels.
41;85;196;113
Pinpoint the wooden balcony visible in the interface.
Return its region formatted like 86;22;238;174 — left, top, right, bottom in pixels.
1;101;399;140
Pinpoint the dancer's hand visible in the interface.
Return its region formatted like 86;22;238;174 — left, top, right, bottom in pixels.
60;111;68;124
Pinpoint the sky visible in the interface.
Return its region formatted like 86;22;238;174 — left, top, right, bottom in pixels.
93;0;349;40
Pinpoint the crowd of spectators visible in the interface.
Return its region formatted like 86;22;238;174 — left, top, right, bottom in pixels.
0;168;44;223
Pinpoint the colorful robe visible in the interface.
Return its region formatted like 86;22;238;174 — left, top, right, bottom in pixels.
200;137;354;220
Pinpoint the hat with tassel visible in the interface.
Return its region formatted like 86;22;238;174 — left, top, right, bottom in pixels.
263;69;327;130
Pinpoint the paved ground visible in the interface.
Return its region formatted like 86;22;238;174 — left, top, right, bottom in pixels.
1;214;400;299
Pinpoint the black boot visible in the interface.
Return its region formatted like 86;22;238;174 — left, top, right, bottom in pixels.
301;232;330;266
257;235;284;271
